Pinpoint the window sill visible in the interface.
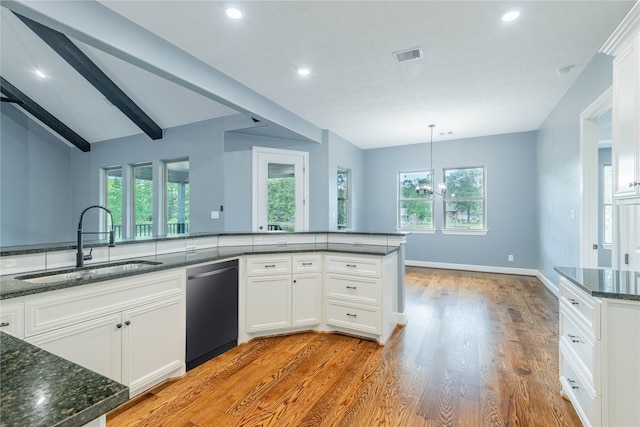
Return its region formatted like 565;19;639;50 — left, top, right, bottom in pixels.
441;229;488;236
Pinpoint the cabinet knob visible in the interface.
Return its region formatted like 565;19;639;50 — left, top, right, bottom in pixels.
0;322;9;328
567;333;580;343
293;279;297;284
125;320;131;326
116;323;123;329
567;378;579;390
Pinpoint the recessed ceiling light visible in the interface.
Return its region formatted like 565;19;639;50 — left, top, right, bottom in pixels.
34;69;47;79
297;67;311;77
226;7;242;19
502;10;520;22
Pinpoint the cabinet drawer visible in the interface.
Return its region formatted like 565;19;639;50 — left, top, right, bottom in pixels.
326;274;380;305
325;256;380;277
246;256;291;276
560;305;600;390
560;350;600;427
326;301;379;334
25;269;184;337
559;278;601;339
0;301;24;339
292;255;321;273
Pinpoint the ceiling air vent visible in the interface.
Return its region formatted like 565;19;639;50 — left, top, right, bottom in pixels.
394;47;423;63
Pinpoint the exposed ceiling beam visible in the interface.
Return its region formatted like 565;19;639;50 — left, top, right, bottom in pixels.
15;12;163;141
1;77;91;152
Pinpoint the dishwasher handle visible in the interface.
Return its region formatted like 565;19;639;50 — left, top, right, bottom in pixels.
188;266;238;280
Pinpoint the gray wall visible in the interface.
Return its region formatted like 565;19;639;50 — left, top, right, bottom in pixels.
327;130;364;230
70;117;226;236
536;53;614;282
1;105;73;245
363;131;538;268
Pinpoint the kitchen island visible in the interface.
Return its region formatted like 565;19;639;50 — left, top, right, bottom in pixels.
555;266;640;427
0;331;128;427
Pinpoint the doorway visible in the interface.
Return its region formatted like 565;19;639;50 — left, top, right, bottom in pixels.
580;87;613;268
252;147;309;232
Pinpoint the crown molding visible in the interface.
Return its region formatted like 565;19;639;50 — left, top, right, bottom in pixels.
600;1;640;56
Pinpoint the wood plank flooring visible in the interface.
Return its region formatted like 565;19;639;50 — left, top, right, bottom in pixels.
107;267;581;427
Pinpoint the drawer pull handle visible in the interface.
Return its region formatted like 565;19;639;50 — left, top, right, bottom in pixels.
567;298;579;305
116;323;123;329
264;265;276;268
567;334;580;343
346;313;357;318
302;262;313;266
0;322;9;328
567;378;579;390
346;286;357;290
346;264;357;268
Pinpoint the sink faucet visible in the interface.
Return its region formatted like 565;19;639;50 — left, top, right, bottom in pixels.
76;205;116;268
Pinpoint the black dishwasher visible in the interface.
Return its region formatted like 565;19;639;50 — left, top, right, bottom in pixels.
186;259;238;370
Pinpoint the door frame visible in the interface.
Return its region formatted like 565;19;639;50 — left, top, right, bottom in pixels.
579;86;612;268
252;146;309;232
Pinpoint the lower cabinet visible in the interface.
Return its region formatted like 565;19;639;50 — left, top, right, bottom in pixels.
0;301;24;339
246;254;321;335
22;269;185;397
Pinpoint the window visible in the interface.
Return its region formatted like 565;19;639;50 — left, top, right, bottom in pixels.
337;168;350;230
603;164;613;246
398;171;434;230
443;167;485;232
104;167;123;240
133;163;153;238
165;159;190;236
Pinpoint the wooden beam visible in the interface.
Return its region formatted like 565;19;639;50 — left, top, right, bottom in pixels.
0;77;91;152
15;12;163;141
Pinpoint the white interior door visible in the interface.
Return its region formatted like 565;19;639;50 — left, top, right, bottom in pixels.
253;147;308;232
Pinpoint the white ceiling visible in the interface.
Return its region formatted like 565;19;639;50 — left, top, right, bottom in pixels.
1;1;636;149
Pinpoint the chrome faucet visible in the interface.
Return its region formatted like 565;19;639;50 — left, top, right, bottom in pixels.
76;205;116;268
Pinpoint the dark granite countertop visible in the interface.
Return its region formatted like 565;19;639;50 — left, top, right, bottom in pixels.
1;243;399;300
555;266;640;301
0;332;128;427
0;231;408;256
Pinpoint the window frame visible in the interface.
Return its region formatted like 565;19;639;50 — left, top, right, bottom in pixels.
132;162;154;239
397;170;435;233
102;166;123;240
164;158;190;236
602;163;613;248
337;167;350;230
442;166;488;235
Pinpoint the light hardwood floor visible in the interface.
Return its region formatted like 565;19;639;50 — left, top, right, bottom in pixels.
107;267;581;426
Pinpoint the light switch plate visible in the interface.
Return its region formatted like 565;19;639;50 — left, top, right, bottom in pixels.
211;211;219;219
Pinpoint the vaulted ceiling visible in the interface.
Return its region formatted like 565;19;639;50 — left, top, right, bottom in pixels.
1;1;635;151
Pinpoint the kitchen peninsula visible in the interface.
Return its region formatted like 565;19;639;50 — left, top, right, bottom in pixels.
0;231;406;427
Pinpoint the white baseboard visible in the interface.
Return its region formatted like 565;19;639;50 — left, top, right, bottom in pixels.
392;311;408;325
406;260;538;276
405;260;559;297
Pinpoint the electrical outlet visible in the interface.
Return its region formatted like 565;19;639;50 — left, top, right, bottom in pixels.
210;211;219;219
508;254;514;262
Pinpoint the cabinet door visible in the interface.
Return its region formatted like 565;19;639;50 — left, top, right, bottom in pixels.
0;302;24;339
246;275;291;332
121;295;184;397
612;37;640;198
26;313;122;382
292;274;321;327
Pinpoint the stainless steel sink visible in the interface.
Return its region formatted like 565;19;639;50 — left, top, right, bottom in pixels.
16;261;162;284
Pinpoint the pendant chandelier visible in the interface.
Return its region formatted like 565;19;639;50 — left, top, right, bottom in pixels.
416;124;447;196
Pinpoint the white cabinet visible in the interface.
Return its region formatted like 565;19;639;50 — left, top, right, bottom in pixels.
246;254;321;335
325;253;397;344
559;277;640;427
22;269;185;397
602;4;640;198
0;301;24;339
